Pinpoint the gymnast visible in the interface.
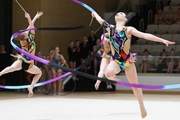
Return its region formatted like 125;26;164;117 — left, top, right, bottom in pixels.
92;11;175;118
0;11;43;97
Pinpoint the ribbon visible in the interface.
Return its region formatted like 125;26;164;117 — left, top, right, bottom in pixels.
0;27;179;90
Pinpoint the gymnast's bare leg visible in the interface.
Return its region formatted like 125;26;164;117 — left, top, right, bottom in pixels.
125;63;147;118
26;65;42;97
94;35;110;90
0;60;22;76
94;57;109;90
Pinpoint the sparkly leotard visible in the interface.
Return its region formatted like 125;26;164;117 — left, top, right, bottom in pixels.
102;21;136;69
16;31;36;70
52;54;62;72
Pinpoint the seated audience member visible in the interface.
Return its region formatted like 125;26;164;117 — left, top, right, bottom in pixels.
167;49;177;73
174;8;180;24
154;9;165;25
177;58;180;73
164;7;175;25
140;49;153;73
80;36;89;73
156;49;167;73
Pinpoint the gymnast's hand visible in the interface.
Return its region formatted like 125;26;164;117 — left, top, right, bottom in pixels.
91;12;96;18
162;40;175;46
25;12;31;19
35;11;43;19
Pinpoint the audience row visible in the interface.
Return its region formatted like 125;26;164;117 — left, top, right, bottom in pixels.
155;7;180;25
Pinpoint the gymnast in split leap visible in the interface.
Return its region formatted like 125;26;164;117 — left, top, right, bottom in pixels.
92;11;175;118
0;11;43;97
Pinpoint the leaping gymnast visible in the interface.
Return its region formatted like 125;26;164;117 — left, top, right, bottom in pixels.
92;12;175;118
0;11;43;97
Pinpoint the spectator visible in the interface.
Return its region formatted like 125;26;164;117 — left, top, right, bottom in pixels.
140;49;153;73
165;7;175;25
156;49;167;73
51;46;68;95
174;8;180;24
80;36;89;73
35;50;46;93
75;40;81;67
93;39;103;76
87;29;97;53
67;41;76;78
45;48;54;94
0;45;8;90
87;29;98;70
167;49;177;73
177;58;180;73
154;9;165;25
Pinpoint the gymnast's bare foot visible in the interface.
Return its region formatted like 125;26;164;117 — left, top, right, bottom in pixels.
28;87;33;97
141;107;147;118
94;81;101;90
0;72;1;76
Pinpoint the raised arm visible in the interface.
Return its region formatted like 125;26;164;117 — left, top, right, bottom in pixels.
25;12;33;28
128;26;175;46
26;11;43;34
91;12;104;25
31;11;43;26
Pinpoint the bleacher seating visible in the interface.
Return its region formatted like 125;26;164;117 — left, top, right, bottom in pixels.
131;45;141;52
164;6;179;13
145;24;158;34
170;0;180;6
146;24;180;34
176;45;180;51
140;45;152;51
173;34;180;43
157;25;169;34
169;25;180;34
161;34;172;40
134;2;180;73
131;44;180;52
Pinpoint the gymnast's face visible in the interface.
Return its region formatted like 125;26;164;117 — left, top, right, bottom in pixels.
76;41;80;47
49;50;54;56
170;51;174;56
178;9;180;14
37;51;42;57
83;36;87;43
90;30;95;36
168;8;172;14
158;9;162;14
144;51;149;56
96;39;100;45
70;42;74;48
55;47;60;54
115;12;127;23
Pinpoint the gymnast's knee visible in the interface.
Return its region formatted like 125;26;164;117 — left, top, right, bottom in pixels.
36;70;42;76
104;70;115;79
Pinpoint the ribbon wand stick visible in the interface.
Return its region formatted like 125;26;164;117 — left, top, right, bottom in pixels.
15;0;27;13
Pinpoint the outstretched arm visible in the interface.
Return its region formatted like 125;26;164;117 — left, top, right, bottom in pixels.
128;26;175;46
91;12;104;25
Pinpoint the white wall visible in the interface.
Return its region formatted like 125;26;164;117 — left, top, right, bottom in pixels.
116;74;180;92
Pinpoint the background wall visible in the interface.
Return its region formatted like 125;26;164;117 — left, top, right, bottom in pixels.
12;0;106;59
